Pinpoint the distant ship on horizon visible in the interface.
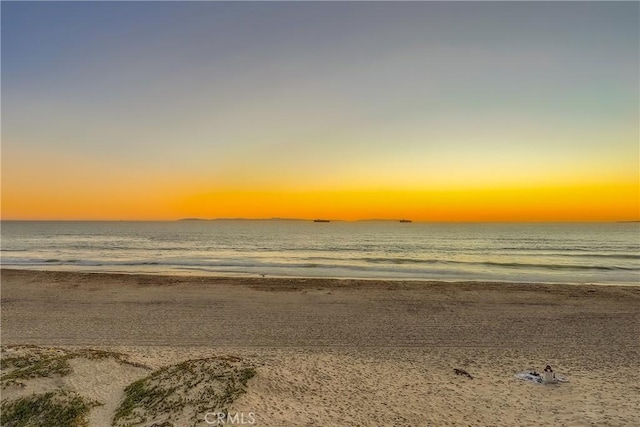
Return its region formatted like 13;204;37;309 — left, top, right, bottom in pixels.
313;219;331;223
399;219;412;223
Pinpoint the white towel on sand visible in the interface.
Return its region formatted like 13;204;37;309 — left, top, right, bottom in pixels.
515;371;568;384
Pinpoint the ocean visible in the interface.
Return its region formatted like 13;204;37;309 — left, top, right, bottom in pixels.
1;221;639;285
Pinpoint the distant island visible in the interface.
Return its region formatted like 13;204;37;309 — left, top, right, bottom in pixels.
178;218;415;222
178;218;307;222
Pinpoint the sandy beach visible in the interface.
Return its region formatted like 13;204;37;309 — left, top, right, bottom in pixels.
2;269;639;426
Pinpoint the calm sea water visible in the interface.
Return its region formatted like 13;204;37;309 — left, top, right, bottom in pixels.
1;221;639;285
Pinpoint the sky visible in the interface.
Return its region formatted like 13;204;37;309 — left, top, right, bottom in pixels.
2;1;639;221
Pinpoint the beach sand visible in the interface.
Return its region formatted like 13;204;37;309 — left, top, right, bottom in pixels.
1;269;639;426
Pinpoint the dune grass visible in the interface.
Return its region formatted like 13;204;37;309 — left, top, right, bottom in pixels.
1;347;256;426
1;354;72;386
112;357;256;427
0;390;100;427
1;348;148;387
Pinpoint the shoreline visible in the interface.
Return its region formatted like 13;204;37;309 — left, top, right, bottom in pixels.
2;267;638;288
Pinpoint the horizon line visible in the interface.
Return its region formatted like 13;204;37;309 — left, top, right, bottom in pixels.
1;218;638;223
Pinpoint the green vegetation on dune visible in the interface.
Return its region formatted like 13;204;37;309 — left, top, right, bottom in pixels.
1;355;72;385
113;357;256;427
1;348;256;427
1;348;147;387
0;390;101;427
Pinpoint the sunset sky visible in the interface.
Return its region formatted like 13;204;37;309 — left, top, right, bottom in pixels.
2;2;638;221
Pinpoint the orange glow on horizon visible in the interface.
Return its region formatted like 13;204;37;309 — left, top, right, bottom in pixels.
2;182;638;222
